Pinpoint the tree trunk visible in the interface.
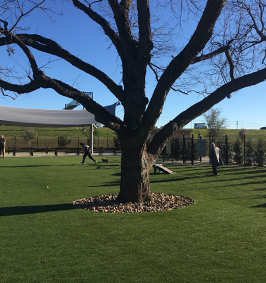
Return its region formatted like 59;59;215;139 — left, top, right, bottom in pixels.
118;135;153;203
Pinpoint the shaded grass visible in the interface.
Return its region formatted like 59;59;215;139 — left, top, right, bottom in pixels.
0;156;265;282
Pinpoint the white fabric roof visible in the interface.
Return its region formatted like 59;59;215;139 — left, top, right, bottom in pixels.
0;105;97;127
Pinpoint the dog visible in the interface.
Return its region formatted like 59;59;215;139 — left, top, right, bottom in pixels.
102;158;109;164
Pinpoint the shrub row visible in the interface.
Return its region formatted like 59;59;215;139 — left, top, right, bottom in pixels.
216;137;266;166
169;135;266;167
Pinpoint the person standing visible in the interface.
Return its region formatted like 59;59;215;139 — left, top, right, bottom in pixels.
209;142;222;175
80;142;97;164
0;135;6;159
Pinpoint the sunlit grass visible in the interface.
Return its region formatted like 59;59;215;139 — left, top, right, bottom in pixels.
0;156;265;282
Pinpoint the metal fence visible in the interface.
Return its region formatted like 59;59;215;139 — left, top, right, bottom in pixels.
162;134;266;166
4;136;120;156
4;134;266;166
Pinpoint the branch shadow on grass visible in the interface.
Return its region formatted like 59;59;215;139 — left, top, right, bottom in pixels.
0;164;53;169
0;203;76;216
251;203;266;208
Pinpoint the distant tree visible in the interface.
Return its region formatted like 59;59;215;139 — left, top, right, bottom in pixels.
2;1;266;203
171;138;181;161
185;139;197;161
233;138;243;164
58;136;71;147
24;128;37;147
204;108;227;141
218;137;233;164
239;129;246;142
245;138;254;166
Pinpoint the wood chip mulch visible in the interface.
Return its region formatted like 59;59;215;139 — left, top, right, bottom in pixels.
72;193;194;213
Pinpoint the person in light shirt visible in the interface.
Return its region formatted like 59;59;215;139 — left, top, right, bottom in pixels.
209;142;222;175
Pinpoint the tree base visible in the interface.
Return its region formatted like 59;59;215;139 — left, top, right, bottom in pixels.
72;193;194;213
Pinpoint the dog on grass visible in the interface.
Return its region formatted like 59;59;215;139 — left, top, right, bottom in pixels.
102;158;109;164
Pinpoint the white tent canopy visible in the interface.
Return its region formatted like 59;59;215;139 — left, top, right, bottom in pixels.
0;105;97;127
0;103;119;153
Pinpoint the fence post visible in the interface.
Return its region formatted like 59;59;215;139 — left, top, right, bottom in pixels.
225;135;228;165
191;134;194;165
200;136;202;162
77;137;80;155
171;139;174;163
182;134;186;164
243;134;246;165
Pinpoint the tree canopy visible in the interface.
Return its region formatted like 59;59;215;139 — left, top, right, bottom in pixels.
1;0;266;202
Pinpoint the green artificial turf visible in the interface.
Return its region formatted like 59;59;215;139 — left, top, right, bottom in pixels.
0;156;265;282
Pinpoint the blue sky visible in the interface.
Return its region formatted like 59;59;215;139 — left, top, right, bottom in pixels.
1;1;266;129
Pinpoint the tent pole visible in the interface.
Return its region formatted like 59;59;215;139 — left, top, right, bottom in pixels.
90;124;94;154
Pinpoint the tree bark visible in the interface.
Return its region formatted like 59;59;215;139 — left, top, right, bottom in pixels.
118;134;153;203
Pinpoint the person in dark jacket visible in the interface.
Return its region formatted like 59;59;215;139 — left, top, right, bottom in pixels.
80;142;97;164
209;142;222;175
0;135;6;159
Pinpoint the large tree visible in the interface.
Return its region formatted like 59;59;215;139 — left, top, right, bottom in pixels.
1;0;266;203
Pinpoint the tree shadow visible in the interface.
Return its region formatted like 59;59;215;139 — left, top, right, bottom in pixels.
0;203;76;216
251;203;266;208
0;164;53;168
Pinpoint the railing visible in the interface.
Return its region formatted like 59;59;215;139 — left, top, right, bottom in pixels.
161;134;266;167
3;136;121;156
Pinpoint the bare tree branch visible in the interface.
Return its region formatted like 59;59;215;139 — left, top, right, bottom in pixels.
9;0;46;32
137;0;153;60
225;49;235;81
242;0;266;41
0;27;39;75
0;19;8;30
34;74;124;131
148;66;266;156
192;44;232;64
141;0;226;137
72;0;124;58
0;78;41;94
0;32;124;103
1;88;17;100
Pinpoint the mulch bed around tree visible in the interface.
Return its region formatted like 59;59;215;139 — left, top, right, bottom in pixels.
72;193;194;213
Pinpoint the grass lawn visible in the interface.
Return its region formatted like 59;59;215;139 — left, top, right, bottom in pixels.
0;155;265;282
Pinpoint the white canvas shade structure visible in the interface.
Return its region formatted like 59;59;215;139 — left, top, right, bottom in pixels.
0;105;97;127
0;103;119;153
0;105;99;152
